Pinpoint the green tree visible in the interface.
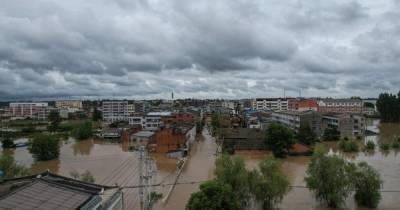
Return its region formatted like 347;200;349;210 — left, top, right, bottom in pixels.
215;154;250;208
363;102;375;108
0;155;29;179
186;180;239;210
297;124;317;145
305;146;354;208
1;137;16;148
322;127;340;141
48;110;61;132
92;108;102;121
265;123;295;158
211;113;220;136
353;162;382;208
249;156;290;210
28;134;60;161
376;92;400;122
72;121;93;140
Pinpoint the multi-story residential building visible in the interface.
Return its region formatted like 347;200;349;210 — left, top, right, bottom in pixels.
127;103;135;115
134;101;147;113
322;113;365;138
9;102;49;120
271;110;322;136
288;99;318;111
317;98;363;114
102;100;128;123
252;98;293;111
55;100;82;109
144;112;172;130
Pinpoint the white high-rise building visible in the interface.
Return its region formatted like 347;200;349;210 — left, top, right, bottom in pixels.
102;101;128;123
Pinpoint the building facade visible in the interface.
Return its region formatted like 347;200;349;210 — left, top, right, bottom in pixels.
288;99;318;111
317;98;363;114
9;102;49;120
102;101;129;123
322;113;365;138
252;98;293;111
271;110;322;136
55;100;82;109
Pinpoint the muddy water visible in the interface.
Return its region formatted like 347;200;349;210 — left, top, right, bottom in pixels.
236;119;400;210
2;120;400;210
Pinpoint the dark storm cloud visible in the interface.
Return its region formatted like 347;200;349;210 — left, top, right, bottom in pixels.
0;0;399;100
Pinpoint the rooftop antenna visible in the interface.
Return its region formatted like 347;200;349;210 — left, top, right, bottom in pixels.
299;89;302;98
283;88;286;98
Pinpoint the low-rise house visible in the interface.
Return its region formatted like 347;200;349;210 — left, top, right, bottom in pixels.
0;171;123;210
220;128;267;151
322;113;365;138
152;124;196;153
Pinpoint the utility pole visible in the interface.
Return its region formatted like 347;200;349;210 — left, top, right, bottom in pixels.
139;146;156;210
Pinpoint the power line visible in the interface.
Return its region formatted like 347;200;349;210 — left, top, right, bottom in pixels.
116;181;400;193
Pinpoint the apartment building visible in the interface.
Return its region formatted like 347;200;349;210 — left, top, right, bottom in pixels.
252;98;293;111
288;99;318;111
102;100;128;123
271;110;322;136
9;102;49;120
322;113;365;138
317;98;362;114
134;101;147;113
55;100;82;109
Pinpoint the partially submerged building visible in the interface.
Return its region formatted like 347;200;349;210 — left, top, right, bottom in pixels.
322;113;365;138
0;171;122;210
271;110;322;136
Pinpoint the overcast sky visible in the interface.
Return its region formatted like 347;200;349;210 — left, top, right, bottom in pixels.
0;0;399;100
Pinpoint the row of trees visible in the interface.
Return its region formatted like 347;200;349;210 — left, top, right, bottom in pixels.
376;91;400;122
306;145;383;208
187;154;290;210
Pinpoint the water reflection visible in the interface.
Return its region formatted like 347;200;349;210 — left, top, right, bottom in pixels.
71;138;94;156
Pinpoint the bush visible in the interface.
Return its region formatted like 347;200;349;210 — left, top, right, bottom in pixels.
338;139;359;152
322;127;340;141
1;138;16;149
379;143;390;151
72;121;92;140
391;141;400;149
0;155;29;179
353;162;382;208
28;134;60;161
187;180;239;210
365;141;375;150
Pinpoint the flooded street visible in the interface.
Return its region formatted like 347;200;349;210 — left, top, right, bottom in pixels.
2;119;400;209
156;127;217;210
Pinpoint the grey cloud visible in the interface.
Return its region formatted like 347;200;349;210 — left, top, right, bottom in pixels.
0;0;399;100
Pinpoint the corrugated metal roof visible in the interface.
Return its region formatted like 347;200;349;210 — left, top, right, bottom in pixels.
0;180;92;210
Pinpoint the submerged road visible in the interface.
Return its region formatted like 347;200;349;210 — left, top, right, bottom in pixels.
156;127;218;210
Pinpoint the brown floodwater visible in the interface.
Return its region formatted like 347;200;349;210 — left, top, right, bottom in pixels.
2;119;400;209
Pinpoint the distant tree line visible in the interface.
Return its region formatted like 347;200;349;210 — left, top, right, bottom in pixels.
376;91;400;122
